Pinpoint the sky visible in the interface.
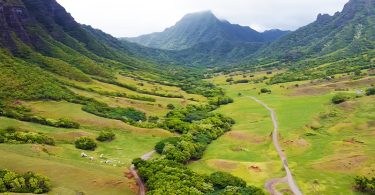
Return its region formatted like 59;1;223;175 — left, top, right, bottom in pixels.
56;0;349;38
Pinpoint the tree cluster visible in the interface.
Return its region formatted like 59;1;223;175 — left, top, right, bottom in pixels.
354;176;375;194
0;169;51;194
0;127;55;145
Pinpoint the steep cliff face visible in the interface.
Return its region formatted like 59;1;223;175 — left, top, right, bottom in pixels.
0;0;31;51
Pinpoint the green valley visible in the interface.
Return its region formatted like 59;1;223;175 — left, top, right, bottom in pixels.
0;0;374;194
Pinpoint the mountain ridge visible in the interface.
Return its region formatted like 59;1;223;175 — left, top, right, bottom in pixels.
125;11;289;51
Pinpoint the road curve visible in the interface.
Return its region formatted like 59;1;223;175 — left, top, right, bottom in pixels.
250;97;303;195
130;150;155;195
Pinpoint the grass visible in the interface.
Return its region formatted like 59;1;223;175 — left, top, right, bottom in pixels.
0;101;172;194
191;72;375;194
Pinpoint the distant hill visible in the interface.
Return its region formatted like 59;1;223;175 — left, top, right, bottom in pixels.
123;11;289;66
232;0;375;84
253;0;375;62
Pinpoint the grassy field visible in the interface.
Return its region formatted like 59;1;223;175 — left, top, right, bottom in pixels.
190;72;375;194
0;70;199;194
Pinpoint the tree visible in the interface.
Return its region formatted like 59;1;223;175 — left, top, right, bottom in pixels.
208;172;246;189
167;104;175;110
366;87;375;96
75;137;97;150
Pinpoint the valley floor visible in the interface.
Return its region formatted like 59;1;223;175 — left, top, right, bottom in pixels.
190;72;375;195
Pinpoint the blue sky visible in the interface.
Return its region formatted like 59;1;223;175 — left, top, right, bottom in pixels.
56;0;349;37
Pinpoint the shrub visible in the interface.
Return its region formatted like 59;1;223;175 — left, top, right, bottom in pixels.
331;93;351;104
0;127;55;145
167;104;175;110
96;131;115;142
260;88;271;93
209;96;234;106
82;102;146;122
75;137;97;150
233;79;249;84
366;87;375;96
354;176;375;194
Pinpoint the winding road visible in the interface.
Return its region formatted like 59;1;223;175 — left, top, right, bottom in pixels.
129;150;155;195
250;97;303;195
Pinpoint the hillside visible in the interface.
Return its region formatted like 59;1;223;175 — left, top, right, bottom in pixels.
123;11;289;66
255;0;375;61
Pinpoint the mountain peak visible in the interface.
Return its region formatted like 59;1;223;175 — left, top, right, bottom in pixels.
179;10;218;23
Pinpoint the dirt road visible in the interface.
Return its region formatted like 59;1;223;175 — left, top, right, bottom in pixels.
251;97;303;195
130;150;155;195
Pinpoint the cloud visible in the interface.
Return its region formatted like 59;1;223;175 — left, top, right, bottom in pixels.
56;0;349;37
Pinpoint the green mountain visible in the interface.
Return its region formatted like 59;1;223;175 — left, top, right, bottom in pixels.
228;0;375;83
123;11;289;66
253;0;375;62
0;0;183;100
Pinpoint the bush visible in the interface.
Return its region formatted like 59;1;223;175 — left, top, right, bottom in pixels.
0;169;51;194
209;96;234;106
0;104;79;129
0;127;55;145
75;137;97;150
354;176;375;194
331;93;351;104
208;172;246;189
260;88;271;93
96;131;115;142
366;87;375;96
167;104;175;110
82;102;146;123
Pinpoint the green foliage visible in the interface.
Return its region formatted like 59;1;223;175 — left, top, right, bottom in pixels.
0;102;80;129
180;79;224;97
96;131;115;142
82;102;146;123
260;88;271;94
366;87;375;96
0;127;55;145
167;104;175;110
93;77;184;98
209;186;265;195
0;50;74;101
0;169;51;194
209;96;234;106
208;172;246;190
354;176;375;194
233;79;249;84
74;137;97;151
157;105;234;163
331;93;352;104
133;159;213;194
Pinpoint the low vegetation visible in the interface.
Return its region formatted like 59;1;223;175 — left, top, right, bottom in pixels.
354;176;375;194
331;93;353;104
366;87;375;96
260;88;272;94
96;131;116;142
132;159;263;195
82;101;146;123
0;169;51;194
0;127;55;145
0;102;80;129
75;137;97;151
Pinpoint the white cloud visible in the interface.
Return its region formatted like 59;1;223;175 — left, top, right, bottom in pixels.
56;0;349;37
